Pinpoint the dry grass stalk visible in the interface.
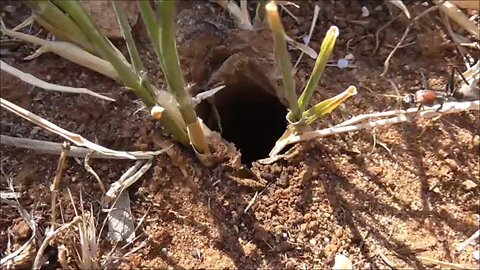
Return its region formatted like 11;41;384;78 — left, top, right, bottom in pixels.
0;60;115;101
0;198;38;267
0;135;168;159
387;0;411;18
32;216;82;270
433;0;480;39
50;142;70;228
450;0;480;9
104;160;153;204
294;5;320;69
456;229;480;251
416;256;478;270
0;98;169;159
76;210;101;269
0;24;119;80
381;6;438;76
83;153;106;193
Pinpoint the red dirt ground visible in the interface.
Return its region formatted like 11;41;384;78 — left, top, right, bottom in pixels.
1;1;479;269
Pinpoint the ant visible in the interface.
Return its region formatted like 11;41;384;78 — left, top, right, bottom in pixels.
403;66;472;115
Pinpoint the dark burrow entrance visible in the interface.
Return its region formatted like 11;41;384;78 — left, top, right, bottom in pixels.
198;81;287;166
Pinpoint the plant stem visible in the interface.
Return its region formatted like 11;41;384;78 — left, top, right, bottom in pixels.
298;26;339;111
111;0;144;74
54;1;154;105
157;0;210;154
24;0;95;53
254;0;267;27
54;0;188;144
137;1;164;70
266;1;302;122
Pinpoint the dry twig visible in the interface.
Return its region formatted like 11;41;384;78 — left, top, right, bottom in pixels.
104;160;153;204
0;198;39;267
0;60;115;101
380;6;438;77
0;135;167;159
0;98;169;159
33;216;82;270
416;256;478;270
374;14;403;53
83;153;106;193
50;142;70;228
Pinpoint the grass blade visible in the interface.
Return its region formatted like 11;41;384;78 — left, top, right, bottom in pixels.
254;0;267;28
53;0;155;106
298;26;339;111
1;60;114;101
1;22;119;80
51;1;189;144
284;33;318;59
111;0;144;74
266;1;302;122
0;135;169;159
137;0;164;70
387;0;411;19
303;86;357;124
24;0;95;53
213;0;253;30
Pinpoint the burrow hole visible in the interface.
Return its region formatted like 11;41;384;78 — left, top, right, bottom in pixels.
198;80;287;166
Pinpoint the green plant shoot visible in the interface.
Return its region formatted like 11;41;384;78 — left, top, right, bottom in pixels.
298;25;339;112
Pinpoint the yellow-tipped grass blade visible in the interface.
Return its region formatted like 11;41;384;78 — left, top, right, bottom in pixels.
303;86;357;124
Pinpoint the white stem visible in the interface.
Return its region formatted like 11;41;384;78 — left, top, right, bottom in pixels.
294;100;479;144
270;100;480;156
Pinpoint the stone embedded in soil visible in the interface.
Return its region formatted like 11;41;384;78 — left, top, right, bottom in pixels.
462;180;478;191
445;159;459;171
473;135;480;147
276;241;294;252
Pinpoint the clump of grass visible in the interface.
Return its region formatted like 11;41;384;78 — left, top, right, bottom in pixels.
265;1;356;127
18;0;214;163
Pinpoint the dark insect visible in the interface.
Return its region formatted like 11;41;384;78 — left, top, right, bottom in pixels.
402;66;473;114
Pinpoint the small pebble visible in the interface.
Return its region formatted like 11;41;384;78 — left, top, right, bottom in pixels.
344;53;355;60
473;250;480;261
438;148;448;158
285;260;295;270
361;6;370;17
4;5;17;13
445;159;458;171
332;254;352;270
473;135;480;147
462;180;478;191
